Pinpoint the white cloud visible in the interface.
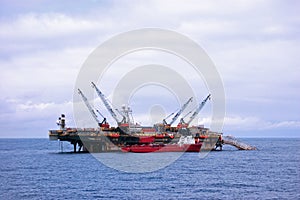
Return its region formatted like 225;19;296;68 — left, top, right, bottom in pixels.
0;46;94;103
0;13;108;40
178;19;237;37
152;0;267;16
0;0;299;137
1;98;73;120
0;98;75;137
263;120;300;130
18;101;55;111
221;116;300;131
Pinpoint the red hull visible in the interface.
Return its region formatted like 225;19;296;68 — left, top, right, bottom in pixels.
121;143;202;153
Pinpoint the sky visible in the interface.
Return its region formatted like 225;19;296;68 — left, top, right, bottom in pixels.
0;0;299;138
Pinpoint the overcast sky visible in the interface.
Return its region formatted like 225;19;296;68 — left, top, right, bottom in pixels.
0;0;299;138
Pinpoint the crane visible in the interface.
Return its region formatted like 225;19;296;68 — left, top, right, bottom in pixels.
115;108;126;123
165;97;193;126
96;110;109;128
162;112;174;125
96;109;105;119
180;94;211;126
78;88;101;126
91;82;120;124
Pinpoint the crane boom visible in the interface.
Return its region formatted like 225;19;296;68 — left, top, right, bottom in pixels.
96;109;105;119
91;82;120;124
96;109;108;126
78;88;100;124
169;97;193;125
163;112;174;125
115;109;126;123
186;94;211;125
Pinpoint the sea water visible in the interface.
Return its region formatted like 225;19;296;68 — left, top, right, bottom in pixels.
0;138;299;199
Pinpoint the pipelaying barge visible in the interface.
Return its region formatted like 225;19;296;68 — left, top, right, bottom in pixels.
49;82;256;153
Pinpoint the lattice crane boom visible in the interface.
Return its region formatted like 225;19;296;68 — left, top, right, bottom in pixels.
168;97;193;125
186;94;211;125
163;112;175;125
78;88;100;124
91;82;120;124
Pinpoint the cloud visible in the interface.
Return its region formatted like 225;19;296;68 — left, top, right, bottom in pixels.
0;45;95;104
263;120;300;130
0;1;299;137
1;98;73;120
0;13;103;40
221;116;300;131
0;98;74;137
172;0;266;13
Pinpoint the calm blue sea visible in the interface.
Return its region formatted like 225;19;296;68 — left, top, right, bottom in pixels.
0;138;299;199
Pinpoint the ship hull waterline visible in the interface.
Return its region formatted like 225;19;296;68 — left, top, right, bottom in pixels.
121;143;202;153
